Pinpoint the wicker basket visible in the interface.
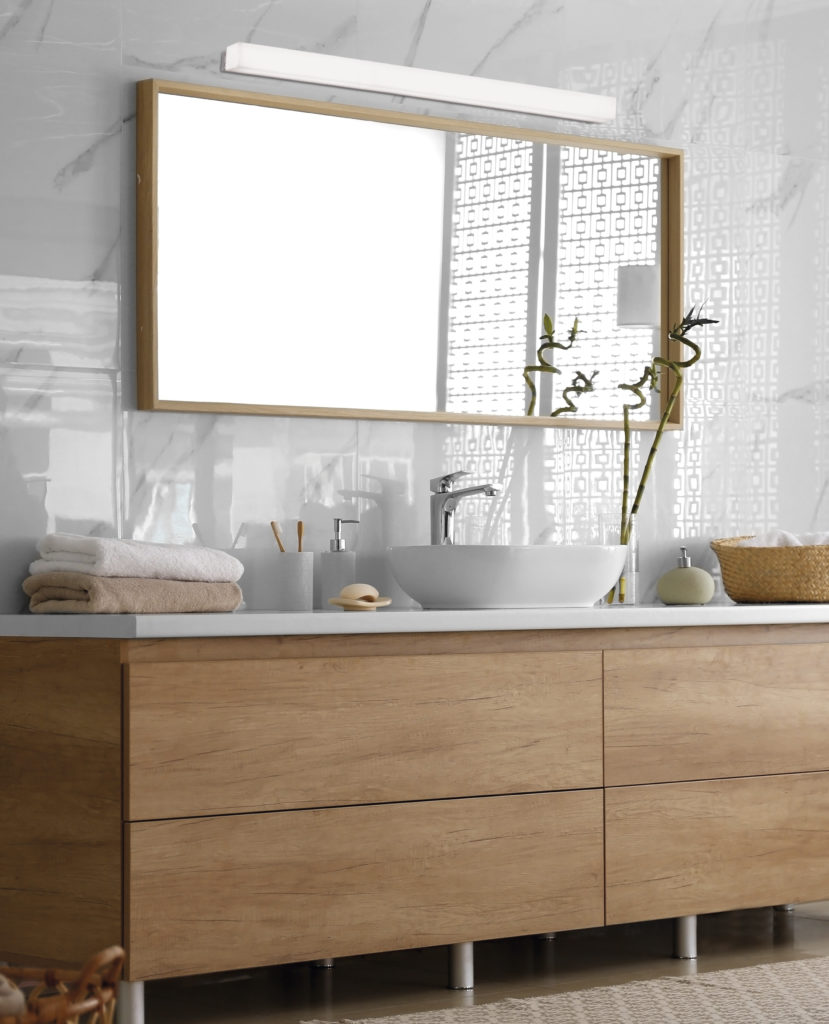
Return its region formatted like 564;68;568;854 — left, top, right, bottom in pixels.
711;536;829;603
0;946;123;1024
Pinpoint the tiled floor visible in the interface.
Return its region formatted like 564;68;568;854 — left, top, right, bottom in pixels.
148;903;829;1023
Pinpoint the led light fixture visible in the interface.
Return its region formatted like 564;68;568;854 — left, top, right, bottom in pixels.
222;43;616;124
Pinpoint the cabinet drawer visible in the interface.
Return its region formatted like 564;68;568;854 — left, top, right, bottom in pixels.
125;789;604;980
125;651;602;819
606;773;829;925
605;643;829;785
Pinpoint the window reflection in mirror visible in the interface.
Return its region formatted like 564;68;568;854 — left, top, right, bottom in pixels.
139;82;680;426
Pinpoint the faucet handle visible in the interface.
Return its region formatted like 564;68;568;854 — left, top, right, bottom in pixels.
430;470;469;493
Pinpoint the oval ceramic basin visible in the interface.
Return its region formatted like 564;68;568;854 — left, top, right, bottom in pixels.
388;544;628;609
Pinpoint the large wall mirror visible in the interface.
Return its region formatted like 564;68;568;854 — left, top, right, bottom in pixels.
136;80;683;428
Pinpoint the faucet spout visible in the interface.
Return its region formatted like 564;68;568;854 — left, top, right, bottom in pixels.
429;472;499;545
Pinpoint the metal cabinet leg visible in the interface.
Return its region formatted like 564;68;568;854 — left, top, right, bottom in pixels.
774;904;795;912
312;958;335;968
448;942;474;989
117;980;145;1024
674;915;697;959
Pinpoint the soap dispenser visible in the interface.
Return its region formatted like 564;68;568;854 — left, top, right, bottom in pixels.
319;518;359;610
657;547;715;605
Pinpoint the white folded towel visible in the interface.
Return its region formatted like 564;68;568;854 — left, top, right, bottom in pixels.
739;529;829;548
29;533;244;582
0;973;25;1016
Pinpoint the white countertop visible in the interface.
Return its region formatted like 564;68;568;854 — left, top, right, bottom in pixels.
2;602;829;638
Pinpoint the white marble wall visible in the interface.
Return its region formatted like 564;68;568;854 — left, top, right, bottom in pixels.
2;0;828;611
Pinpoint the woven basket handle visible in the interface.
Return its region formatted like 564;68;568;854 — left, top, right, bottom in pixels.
65;946;124;1002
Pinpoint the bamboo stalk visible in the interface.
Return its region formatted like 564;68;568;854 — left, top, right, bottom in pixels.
621;405;631;542
550;369;598;417
628;368;683;522
523;316;579;416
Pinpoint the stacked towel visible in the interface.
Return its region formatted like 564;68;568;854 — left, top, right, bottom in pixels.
23;534;243;614
23;572;242;614
29;532;243;581
739;530;829;548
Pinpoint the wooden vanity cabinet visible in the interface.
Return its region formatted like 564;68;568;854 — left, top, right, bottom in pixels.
0;632;605;981
127;788;603;979
3;623;829;984
125;649;603;819
604;640;829;925
123;644;604;979
605;773;829;923
604;643;829;786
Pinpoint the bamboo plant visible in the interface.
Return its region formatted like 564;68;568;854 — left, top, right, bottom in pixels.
524;315;590;416
609;305;718;602
551;370;599;417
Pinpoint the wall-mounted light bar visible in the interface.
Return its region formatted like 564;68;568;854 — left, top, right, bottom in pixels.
222;43;616;124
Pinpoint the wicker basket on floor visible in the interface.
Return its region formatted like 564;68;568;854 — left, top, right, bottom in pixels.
0;946;123;1024
711;536;829;603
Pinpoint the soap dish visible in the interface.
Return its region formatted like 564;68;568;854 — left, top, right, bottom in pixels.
328;596;392;612
328;582;391;611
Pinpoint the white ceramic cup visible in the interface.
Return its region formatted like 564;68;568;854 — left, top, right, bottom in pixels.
273;552;314;612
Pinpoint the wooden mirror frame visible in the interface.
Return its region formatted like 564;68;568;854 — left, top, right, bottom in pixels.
136;79;684;430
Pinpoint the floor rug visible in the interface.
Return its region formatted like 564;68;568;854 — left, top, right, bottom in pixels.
304;956;829;1023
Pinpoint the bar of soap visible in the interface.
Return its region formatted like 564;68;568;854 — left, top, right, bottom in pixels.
339;583;379;601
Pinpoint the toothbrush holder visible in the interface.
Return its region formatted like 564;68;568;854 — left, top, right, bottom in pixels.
273;552;314;612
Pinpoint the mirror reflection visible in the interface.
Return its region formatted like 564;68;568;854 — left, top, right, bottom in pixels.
140;83;680;425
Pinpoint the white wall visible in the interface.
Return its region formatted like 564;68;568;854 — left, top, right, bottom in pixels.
2;0;828;611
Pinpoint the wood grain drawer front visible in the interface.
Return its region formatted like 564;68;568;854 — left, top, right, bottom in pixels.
606;773;829;925
0;639;122;966
125;651;602;820
126;789;604;980
605;643;829;786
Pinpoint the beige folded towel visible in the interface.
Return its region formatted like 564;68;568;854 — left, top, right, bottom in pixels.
23;572;243;614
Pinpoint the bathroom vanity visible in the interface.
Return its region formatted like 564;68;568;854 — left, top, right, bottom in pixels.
3;606;829;1021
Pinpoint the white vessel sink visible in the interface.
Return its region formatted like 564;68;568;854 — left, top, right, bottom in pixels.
388;544;628;609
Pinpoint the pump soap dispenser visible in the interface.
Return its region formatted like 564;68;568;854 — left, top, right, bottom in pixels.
657;547;715;605
320;518;359;610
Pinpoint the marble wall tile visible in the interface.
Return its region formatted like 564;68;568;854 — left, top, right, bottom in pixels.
123;409;361;608
679;144;829;541
0;0;120;71
561;0;829;155
0;67;122;284
0;274;118;368
122;0;359;77
357;0;568;85
123;411;359;548
0;366;119;612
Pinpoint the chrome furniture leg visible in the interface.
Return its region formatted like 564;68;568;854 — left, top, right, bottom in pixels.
673;914;697;959
448;941;474;989
117;980;145;1024
312;958;335;967
773;904;794;912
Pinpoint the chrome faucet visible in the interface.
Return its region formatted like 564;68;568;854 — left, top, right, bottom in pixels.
430;470;499;545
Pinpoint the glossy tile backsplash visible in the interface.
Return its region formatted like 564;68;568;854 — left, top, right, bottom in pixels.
2;0;829;612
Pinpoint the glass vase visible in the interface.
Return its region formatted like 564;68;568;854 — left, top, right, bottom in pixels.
599;512;639;605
